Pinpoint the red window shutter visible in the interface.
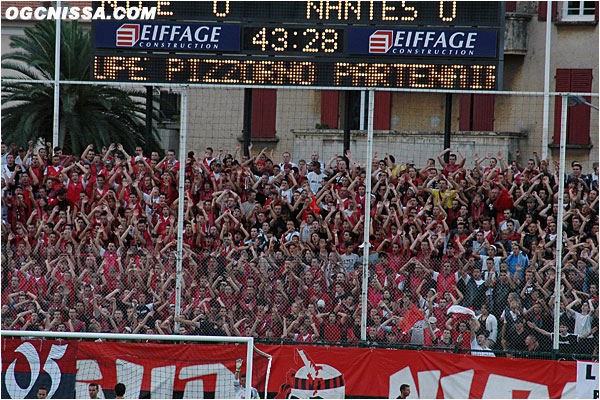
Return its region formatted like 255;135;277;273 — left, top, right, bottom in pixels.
252;89;277;138
568;69;592;145
472;94;495;131
538;1;547;20
321;90;339;129
554;69;571;144
596;2;599;21
506;2;517;12
538;1;558;21
373;91;391;130
459;94;472;131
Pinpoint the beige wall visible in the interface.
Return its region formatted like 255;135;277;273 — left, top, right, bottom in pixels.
181;3;600;169
502;3;599;170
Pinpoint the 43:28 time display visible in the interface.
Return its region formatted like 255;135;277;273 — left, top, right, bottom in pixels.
243;27;343;54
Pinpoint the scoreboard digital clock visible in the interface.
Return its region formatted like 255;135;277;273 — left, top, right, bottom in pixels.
91;1;504;89
243;26;343;55
94;1;503;27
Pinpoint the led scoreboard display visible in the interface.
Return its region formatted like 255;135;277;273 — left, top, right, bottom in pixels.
91;1;504;89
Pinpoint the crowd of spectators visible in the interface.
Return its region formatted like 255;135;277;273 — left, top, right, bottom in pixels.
1;140;598;359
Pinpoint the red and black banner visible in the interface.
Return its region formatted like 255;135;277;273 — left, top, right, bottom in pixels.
1;338;584;398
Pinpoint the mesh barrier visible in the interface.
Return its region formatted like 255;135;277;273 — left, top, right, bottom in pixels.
1;86;598;366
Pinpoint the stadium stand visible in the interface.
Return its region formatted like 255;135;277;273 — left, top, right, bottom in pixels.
1;140;598;359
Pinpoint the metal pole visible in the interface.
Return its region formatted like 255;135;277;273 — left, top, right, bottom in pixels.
174;86;188;334
145;86;153;155
360;90;366;130
360;89;375;341
552;94;567;352
444;93;453;163
343;91;352;154
52;0;61;149
243;88;253;158
541;2;553;160
245;337;254;400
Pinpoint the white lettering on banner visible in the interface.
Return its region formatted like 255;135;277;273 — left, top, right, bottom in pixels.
417;370;441;398
387;366;579;399
75;359;104;399
5;342;40;399
179;363;235;398
440;370;474;398
74;360;234;398
116;359;144;398
562;382;577;399
389;366;417;398
151;365;176;399
482;374;550;398
576;361;599;399
4;342;68;399
389;367;477;398
43;344;69;398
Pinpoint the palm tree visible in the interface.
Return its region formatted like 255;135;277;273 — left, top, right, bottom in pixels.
1;20;162;155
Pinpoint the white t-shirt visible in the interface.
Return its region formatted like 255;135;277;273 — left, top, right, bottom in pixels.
306;171;327;194
573;311;593;337
341;253;359;273
470;336;495;357
234;379;259;399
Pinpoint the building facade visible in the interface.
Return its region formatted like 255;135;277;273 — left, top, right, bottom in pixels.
1;2;598;169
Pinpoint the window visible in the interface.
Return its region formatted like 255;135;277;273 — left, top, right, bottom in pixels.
459;94;495;131
373;91;391;131
159;90;180;122
321;91;339;129
246;89;277;138
553;69;593;146
320;91;389;130
562;1;596;21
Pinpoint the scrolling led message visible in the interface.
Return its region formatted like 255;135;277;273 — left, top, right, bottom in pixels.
93;55;497;89
91;2;503;89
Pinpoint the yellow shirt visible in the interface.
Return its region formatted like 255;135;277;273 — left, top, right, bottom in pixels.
431;189;456;208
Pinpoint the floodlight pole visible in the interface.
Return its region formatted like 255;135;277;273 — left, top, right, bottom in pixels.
552;94;567;352
174;86;188;334
52;0;61;149
360;89;375;341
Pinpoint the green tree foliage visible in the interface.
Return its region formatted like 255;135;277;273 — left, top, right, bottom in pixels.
2;20;162;155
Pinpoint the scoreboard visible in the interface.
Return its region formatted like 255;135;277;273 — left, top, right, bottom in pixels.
91;1;504;89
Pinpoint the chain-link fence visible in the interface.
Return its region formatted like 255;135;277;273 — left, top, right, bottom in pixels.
1;85;598;363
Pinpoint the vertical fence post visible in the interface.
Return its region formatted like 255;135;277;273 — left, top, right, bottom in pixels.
444;93;452;163
243;88;253;158
541;2;553;160
52;0;61;149
245;337;254;400
145;86;153;154
552;94;567;354
360;89;375;341
174;85;188;333
360;90;366;130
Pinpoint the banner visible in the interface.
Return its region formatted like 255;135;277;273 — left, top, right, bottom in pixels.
1;339;78;399
1;338;582;398
347;28;498;58
257;344;577;399
576;361;599;399
94;21;241;51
